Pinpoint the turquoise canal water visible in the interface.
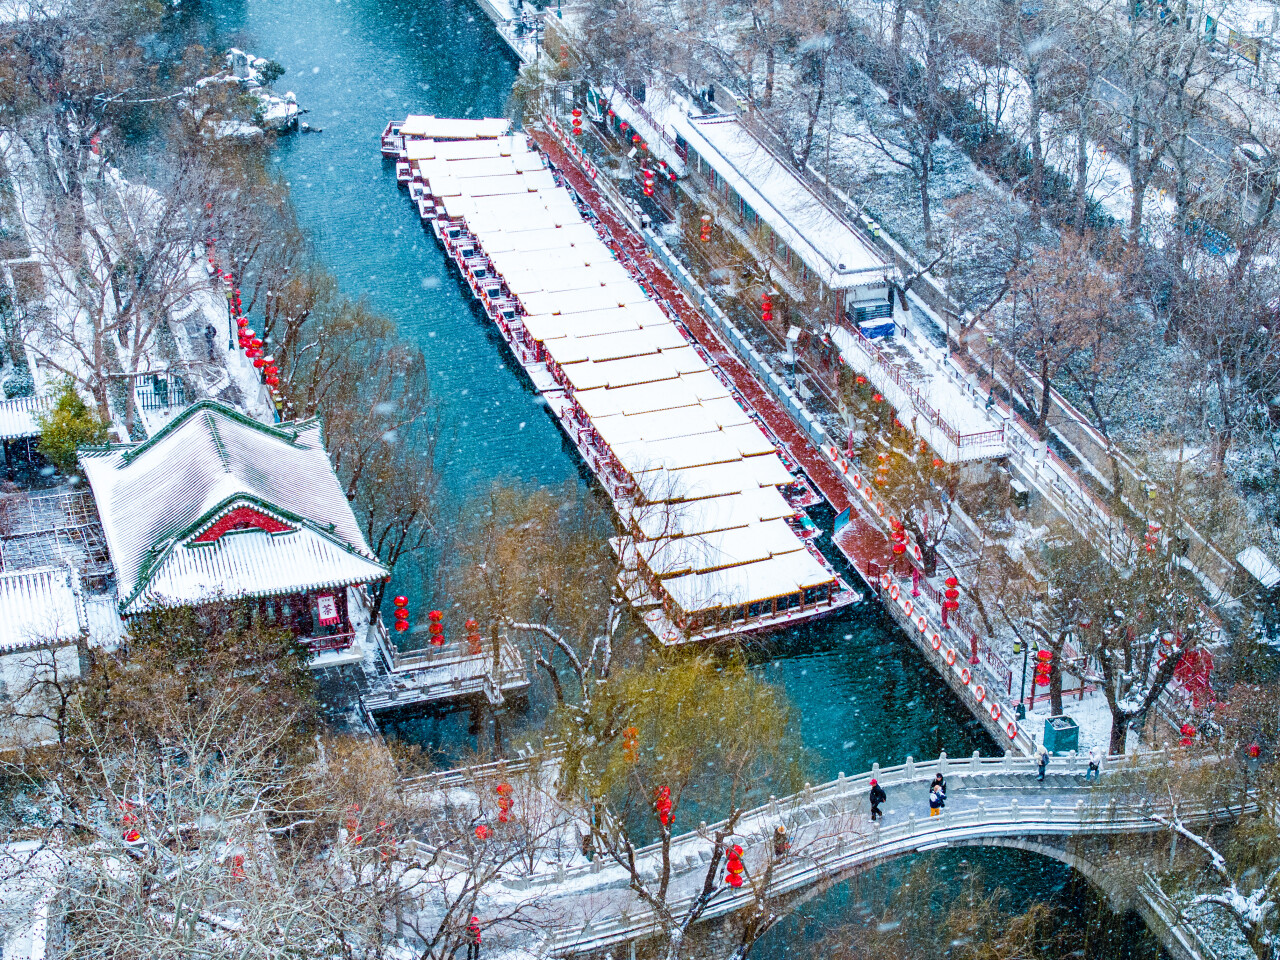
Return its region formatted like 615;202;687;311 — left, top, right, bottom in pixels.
181;2;1157;952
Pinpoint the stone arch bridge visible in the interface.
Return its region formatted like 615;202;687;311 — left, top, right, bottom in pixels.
500;752;1245;960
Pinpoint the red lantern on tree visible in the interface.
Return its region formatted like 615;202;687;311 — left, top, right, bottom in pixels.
872;393;884;403
1248;742;1261;759
654;785;674;827
622;725;639;764
699;214;712;242
855;375;867;386
474;824;491;841
465;617;482;655
725;843;745;888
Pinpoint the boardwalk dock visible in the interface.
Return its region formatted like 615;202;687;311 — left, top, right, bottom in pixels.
363;638;530;714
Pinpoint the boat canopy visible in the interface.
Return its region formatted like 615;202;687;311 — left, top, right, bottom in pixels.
398;115;512;140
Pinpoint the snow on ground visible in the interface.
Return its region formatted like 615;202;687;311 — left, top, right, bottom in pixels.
828;316;1007;463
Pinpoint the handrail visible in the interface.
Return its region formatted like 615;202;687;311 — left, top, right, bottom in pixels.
514;751;1173;895
540;773;1250;955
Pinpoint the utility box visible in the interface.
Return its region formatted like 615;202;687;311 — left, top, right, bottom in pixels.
1043;715;1079;755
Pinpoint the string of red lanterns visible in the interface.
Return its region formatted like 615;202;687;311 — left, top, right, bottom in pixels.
428;608;444;646
699;214;712;242
465;617;482;654
571;107;583;137
724;843;745;888
761;292;773;323
496;782;514;823
393;594;410;633
654;785;673;827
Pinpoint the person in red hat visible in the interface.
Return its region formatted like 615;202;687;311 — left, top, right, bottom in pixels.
869;779;887;822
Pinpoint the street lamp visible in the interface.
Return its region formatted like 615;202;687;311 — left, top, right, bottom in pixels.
1013;635;1031;720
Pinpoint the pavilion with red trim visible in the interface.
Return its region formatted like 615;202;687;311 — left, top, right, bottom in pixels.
78;401;389;654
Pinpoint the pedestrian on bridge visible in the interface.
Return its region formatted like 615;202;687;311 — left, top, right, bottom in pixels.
929;785;944;817
1086;745;1102;781
930;772;947;804
1036;746;1049;782
773;825;791;859
869;779;886;822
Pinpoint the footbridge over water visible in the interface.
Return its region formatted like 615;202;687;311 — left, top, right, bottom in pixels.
502;752;1244;959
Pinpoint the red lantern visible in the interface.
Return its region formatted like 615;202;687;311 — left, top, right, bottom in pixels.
571;107;582;118
856;375;867;385
394;596;408;607
872;393;884;403
394;607;409;621
266;375;279;387
932;458;944;468
475;824;491;840
236;317;249;329
572;126;583;136
632;133;641;143
394;620;408;632
654;785;673;827
428;609;443;621
465;617;482;655
620;121;629;131
253;357;265;369
1248;742;1261;758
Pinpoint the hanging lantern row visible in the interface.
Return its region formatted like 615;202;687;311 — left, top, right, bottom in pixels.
571;106;583;137
699;214;712;243
465;617;482;655
724;843;745;888
229;854;246;880
345;803;363;843
1144;520;1161;554
468;916;482;947
891;518;907;557
622;725;639;764
1034;649;1053;687
1179;722;1197;747
943;576;960;612
428;608;444;646
654;785;674;827
762;292;773;324
393;594;410;633
495;782;515;824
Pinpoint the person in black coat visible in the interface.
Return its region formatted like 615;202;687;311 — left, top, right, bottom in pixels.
869;778;887;821
930;773;946;807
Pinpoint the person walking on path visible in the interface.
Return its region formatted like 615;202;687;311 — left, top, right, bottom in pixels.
929;785;944;817
1036;746;1049;782
773;825;791;859
869;779;887;822
1086;745;1102;781
930;772;946;803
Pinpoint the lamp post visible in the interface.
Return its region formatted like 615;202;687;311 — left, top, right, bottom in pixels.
1013;636;1031;720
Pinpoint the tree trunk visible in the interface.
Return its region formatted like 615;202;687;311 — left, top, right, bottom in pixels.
797;59;825;170
764;46;775;108
1074;105;1091;227
1035;355;1051;436
892;0;907;64
1108;714;1127;755
1027;71;1044;207
919;158;934;249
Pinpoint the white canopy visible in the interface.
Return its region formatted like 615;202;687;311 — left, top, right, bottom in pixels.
399;115;512;140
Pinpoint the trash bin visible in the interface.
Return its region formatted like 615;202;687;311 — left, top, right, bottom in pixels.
1043;715;1079;755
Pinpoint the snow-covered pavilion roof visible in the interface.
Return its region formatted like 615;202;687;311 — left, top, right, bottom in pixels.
79;401;388;615
0;564;85;653
672;113;891;291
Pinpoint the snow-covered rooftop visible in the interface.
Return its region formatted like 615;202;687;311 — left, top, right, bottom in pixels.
398;115;512;140
671;112;890;291
0;564;85;653
1237;546;1280;588
79;401;388;614
0;394;48;440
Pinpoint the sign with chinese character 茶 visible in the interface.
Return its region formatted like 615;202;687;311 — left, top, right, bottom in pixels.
317;594;340;626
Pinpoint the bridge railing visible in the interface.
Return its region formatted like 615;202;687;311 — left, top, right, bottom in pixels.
505;750;1168;897
542;776;1244;956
